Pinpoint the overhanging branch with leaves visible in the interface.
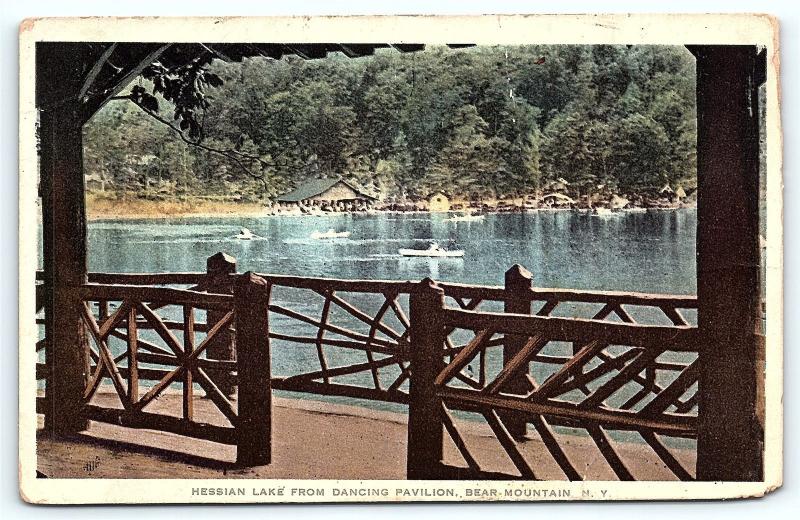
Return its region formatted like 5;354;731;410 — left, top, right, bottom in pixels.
110;59;271;191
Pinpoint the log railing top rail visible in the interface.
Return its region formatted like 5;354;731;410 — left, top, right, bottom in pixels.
441;307;700;351
36;270;699;307
438;282;698;308
76;283;233;310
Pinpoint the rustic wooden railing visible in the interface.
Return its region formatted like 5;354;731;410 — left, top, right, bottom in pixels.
263;275;417;403
36;271;271;466
38;266;697;405
407;279;700;481
35;253;702;475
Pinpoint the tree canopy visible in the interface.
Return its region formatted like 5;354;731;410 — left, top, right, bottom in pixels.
83;44;698;201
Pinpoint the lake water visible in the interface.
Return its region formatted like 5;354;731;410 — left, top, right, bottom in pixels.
86;209;699;294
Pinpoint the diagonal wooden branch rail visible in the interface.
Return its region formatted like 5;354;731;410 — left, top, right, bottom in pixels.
283;354;403;385
268;332;406;357
319;289;404;341
81;303;128;406
441;403;480;473
269;303;400;350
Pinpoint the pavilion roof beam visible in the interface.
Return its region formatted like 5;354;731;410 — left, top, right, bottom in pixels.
686;45;767;88
200;43;232;62
338;44;380;58
755;47;767;86
77;43;117;101
282;44;311;60
292;44;330;59
83;43;171;121
244;43;285;60
35;43;112;112
390;44;425;53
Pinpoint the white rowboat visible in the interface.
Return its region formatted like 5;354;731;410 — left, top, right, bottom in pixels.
311;229;351;240
445;214;485;222
398;243;464;258
236;228;255;240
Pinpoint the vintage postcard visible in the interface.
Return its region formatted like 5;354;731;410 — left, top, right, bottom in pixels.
19;14;782;503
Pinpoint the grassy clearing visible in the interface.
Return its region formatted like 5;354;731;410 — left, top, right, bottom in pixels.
86;193;268;220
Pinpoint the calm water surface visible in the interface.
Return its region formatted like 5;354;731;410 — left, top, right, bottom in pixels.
86;209;698;294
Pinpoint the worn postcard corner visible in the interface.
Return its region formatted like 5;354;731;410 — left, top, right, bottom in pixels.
19;13;782;504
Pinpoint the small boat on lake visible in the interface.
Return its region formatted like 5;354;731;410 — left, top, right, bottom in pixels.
444;213;485;222
310;228;351;240
398;242;464;258
236;228;255;240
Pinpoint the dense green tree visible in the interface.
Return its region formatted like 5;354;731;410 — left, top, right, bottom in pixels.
610;114;672;190
427;105;495;195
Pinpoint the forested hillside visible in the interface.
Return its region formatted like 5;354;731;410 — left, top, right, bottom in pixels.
83;45;698;202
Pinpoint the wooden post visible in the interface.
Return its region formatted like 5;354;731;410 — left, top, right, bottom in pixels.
38;46;92;433
127;304;139;405
41;106;90;433
691;45;764;481
406;278;447;479
503;265;532;439
206;252;237;396
234;272;272;467
182;305;194;421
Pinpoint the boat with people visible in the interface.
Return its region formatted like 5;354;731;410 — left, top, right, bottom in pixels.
398;242;464;258
235;227;255;240
310;228;351;240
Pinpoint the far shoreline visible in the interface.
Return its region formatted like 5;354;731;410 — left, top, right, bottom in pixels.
86;197;696;222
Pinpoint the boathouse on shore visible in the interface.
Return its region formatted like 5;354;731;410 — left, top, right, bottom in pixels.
275;178;377;209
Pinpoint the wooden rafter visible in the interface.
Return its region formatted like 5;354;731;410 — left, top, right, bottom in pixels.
82;43;172;119
78;43;117;100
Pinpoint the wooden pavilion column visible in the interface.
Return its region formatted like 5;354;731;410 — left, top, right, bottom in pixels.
37;42;170;435
691;45;764;481
37;43;93;434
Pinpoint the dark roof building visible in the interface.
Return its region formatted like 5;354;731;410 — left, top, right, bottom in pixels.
276;178;377;203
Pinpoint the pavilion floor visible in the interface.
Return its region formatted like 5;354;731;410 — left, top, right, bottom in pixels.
36;392;696;481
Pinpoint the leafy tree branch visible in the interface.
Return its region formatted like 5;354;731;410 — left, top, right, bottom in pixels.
111;90;270;191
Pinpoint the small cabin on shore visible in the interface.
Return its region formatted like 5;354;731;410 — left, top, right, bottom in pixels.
275;178;377;211
660;183;689;204
428;192;450;212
